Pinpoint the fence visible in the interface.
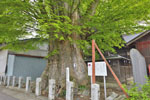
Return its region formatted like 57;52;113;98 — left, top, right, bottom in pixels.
0;67;100;100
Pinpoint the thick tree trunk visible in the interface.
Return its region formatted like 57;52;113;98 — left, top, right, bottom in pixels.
41;40;88;92
41;0;90;94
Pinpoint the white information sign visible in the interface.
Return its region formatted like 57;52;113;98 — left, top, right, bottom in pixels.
88;62;107;76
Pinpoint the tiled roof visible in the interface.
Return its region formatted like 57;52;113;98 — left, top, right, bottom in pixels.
122;33;142;43
122;30;150;46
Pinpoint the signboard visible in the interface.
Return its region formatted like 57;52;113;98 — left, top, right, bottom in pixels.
88;62;107;76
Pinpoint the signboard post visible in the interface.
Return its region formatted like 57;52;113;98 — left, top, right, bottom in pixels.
88;62;107;100
103;76;106;100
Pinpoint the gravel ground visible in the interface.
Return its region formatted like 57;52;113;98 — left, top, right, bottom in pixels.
0;86;48;100
0;91;19;100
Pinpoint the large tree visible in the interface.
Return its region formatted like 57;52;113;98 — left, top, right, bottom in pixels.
1;0;150;94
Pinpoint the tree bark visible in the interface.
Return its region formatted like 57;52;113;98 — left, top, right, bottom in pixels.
40;0;100;94
41;39;88;91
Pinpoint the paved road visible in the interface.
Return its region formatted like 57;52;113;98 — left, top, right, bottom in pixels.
0;91;19;100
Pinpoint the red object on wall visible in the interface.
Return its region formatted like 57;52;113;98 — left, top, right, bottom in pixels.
136;40;150;70
149;65;150;75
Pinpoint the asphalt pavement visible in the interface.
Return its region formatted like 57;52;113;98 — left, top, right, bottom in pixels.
0;91;19;100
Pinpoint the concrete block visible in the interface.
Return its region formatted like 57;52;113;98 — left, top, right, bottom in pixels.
66;67;70;83
0;76;4;85
7;76;11;87
66;81;74;100
0;76;2;85
35;78;41;96
91;83;100;100
114;95;126;100
18;76;23;89
26;77;31;92
106;92;118;100
4;76;7;86
48;79;56;100
12;76;16;87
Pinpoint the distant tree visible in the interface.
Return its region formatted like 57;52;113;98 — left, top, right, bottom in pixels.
1;0;150;93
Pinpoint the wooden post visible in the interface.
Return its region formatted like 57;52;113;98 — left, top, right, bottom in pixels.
94;43;129;98
92;40;96;84
148;64;150;76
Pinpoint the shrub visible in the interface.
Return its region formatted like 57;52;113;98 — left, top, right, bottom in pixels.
124;77;150;100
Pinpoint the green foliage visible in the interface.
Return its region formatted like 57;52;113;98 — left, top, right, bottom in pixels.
84;0;150;52
124;77;150;100
45;49;59;58
59;89;66;97
1;0;150;54
78;85;87;92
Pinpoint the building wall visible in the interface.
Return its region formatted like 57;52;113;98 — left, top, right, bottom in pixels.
8;55;47;80
91;59;132;83
106;59;132;83
10;42;48;57
135;33;150;68
0;50;8;75
7;55;15;76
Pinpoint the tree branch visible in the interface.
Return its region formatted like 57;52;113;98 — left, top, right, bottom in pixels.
71;0;81;17
84;0;99;16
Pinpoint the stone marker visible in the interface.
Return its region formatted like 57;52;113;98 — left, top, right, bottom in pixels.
4;76;7;85
106;92;118;100
114;95;126;100
0;76;2;85
26;77;31;92
7;76;11;87
18;76;23;89
48;79;56;100
66;81;74;100
130;49;148;88
35;78;41;96
91;83;100;100
66;67;70;83
12;76;16;87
